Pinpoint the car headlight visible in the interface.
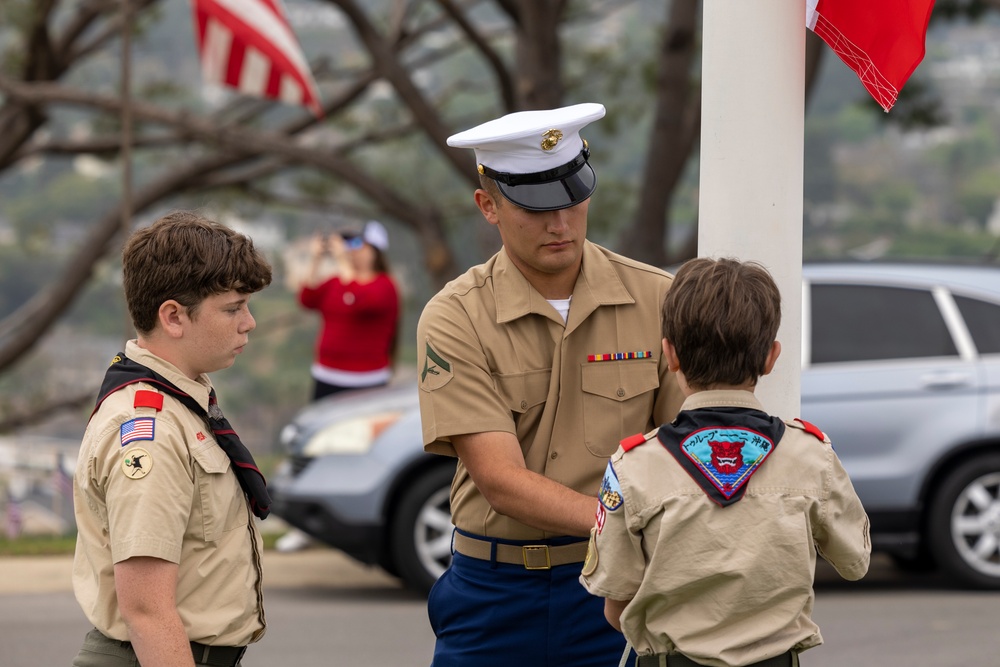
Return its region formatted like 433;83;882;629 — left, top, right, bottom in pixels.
301;410;404;457
279;423;300;449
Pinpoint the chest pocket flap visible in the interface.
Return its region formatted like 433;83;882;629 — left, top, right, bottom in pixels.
581;359;659;401
190;440;245;542
493;369;551;414
190;439;231;474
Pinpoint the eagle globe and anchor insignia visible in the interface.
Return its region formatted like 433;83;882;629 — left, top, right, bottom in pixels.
677;427;775;506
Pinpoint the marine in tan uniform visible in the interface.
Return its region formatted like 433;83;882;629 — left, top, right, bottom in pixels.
580;257;871;667
418;103;682;667
72;211;272;667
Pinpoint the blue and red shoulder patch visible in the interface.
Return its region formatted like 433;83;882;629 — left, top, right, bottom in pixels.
598;461;623;511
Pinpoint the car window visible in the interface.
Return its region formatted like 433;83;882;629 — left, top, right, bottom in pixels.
954;294;1000;355
811;284;957;364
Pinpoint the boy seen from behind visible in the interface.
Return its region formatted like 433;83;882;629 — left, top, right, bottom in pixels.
580;257;870;667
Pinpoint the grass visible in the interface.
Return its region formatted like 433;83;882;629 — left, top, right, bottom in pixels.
0;534;78;556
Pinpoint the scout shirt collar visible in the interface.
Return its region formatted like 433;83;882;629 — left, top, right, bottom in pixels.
679;389;764;414
124;339;213;412
493;240;633;329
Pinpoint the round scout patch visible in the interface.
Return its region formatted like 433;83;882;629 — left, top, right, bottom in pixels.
581;527;599;576
122;447;153;479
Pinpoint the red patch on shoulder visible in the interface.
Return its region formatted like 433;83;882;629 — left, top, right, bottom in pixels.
134;390;164;411
620;433;647;452
794;418;825;442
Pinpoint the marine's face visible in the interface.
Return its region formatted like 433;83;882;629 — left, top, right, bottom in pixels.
182;290;257;377
475;189;589;297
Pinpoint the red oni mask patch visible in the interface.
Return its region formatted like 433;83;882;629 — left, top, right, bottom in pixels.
710;440;744;474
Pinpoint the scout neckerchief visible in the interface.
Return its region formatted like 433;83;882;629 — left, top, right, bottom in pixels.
93;353;272;519
658;407;785;507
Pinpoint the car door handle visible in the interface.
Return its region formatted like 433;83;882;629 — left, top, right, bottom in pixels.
920;372;973;390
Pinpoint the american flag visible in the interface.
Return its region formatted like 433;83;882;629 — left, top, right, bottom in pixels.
52;453;73;499
121;417;156;447
5;492;22;539
191;0;322;116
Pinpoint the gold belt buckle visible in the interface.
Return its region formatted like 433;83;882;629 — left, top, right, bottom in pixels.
522;545;551;570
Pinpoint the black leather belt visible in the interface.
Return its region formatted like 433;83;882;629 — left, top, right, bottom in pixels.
636;650;795;667
115;637;246;667
191;641;247;667
452;531;588;569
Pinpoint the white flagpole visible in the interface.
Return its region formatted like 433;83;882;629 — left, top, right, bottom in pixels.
698;0;806;418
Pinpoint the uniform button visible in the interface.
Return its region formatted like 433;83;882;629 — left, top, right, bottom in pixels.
520;400;528;410
551;452;559;459
616;388;625;397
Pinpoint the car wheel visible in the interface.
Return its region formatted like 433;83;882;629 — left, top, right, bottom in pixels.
928;454;1000;589
389;464;454;595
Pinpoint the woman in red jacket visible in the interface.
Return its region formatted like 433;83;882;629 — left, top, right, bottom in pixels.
298;220;400;400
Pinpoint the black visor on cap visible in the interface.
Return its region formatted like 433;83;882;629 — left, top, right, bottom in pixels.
489;154;597;212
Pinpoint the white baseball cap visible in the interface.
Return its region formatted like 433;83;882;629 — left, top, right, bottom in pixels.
362;220;389;251
447;103;606;211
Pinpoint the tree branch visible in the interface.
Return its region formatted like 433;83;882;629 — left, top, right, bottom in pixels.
0;74;436;230
435;0;516;110
619;0;700;265
325;0;478;186
0;388;95;434
15;133;186;159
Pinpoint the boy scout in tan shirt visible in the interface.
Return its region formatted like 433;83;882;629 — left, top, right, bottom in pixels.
580;258;871;667
72;212;272;667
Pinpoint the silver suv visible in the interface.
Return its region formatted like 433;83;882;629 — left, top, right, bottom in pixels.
269;263;1000;592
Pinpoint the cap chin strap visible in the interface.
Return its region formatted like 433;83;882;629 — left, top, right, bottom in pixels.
478;146;590;186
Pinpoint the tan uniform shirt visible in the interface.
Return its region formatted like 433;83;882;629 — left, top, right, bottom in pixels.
73;341;266;646
580;390;870;667
417;241;683;540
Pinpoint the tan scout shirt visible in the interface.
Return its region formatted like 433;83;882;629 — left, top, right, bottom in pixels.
73;341;265;646
417;241;683;540
580;390;870;667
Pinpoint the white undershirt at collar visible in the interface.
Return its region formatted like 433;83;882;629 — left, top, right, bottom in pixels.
547;296;572;323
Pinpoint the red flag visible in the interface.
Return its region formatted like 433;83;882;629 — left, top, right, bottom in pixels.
191;0;322;116
807;0;936;112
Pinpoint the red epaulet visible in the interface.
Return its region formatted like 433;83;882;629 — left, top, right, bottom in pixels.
620;427;660;452
134;390;164;411
620;433;647;452
794;418;825;442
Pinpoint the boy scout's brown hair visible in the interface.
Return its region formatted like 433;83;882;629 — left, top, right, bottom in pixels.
123;210;273;334
661;257;781;389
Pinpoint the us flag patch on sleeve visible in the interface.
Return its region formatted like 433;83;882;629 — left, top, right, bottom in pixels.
121;417;155;447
